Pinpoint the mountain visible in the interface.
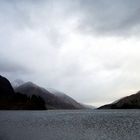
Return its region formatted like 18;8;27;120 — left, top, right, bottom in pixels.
0;75;46;110
15;82;86;109
0;75;15;97
99;91;140;109
12;79;25;88
81;104;95;109
47;88;88;109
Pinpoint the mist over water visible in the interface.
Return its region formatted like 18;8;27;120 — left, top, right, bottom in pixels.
0;110;140;140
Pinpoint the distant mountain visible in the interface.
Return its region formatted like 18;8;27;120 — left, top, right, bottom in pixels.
12;79;25;88
0;75;46;110
15;82;86;109
99;91;140;109
47;88;88;109
81;104;95;109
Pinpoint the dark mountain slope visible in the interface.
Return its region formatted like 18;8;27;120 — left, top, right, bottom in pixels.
0;75;46;110
99;91;140;109
0;75;14;97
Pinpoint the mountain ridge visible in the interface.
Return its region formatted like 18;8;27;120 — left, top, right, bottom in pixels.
99;91;140;109
0;75;46;110
15;81;86;109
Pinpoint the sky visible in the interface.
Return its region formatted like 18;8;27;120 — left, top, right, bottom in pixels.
1;0;140;106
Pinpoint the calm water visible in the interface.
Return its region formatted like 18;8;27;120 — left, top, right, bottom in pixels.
0;110;140;140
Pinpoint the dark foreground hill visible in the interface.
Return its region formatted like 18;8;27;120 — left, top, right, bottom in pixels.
0;75;46;110
15;82;86;109
99;91;140;109
0;75;15;96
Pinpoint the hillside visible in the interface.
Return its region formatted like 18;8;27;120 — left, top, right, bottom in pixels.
99;91;140;109
15;82;86;109
0;75;46;110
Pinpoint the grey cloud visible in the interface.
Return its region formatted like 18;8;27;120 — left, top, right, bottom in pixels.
0;55;31;80
75;0;140;36
2;0;140;37
0;60;28;73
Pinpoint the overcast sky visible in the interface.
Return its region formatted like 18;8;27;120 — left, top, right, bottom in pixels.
1;0;140;106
